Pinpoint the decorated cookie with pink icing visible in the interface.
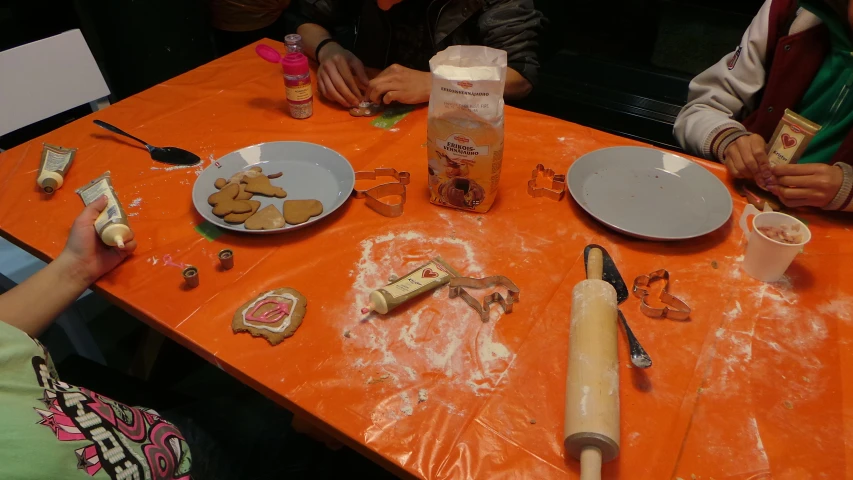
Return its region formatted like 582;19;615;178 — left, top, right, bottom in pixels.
231;287;307;345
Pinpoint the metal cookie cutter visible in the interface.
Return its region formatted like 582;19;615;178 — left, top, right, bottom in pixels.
449;276;520;323
632;269;691;321
350;102;383;117
352;167;411;217
528;164;567;201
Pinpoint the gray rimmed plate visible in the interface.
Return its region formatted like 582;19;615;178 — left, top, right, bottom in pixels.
192;141;355;233
567;146;733;240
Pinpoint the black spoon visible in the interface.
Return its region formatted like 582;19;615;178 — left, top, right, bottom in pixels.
93;120;200;166
584;244;653;369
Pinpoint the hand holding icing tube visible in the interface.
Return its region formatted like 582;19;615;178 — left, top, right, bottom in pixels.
362;257;459;315
76;172;134;248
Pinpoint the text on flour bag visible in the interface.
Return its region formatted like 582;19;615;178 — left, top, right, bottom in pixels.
427;46;507;213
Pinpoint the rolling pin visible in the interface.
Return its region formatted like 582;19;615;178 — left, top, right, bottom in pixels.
564;247;620;480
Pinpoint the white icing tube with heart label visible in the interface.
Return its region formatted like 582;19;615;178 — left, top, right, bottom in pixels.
37;143;77;194
767;109;822;167
76;172;134;249
361;257;459;315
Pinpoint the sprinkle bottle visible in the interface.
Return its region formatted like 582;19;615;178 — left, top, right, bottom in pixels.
284;34;303;54
281;53;313;119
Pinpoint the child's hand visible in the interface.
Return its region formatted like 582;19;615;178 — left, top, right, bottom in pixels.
723;134;767;182
58;196;137;285
766;163;844;208
365;64;431;105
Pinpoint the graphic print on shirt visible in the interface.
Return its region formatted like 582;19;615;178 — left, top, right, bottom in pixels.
30;355;192;479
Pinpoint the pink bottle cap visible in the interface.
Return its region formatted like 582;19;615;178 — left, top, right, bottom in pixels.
255;44;282;63
281;53;309;76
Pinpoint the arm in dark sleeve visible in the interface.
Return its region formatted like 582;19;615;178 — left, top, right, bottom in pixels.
477;0;546;87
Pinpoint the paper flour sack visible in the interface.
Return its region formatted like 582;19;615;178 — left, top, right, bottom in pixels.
427;46;507;213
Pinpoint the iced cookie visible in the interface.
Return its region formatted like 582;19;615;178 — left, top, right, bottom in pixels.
232;288;307;345
244;204;285;230
283;200;323;225
223;200;261;224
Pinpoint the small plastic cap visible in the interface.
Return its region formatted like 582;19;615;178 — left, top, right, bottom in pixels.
114;235;125;249
41;178;58;193
255;44;282;64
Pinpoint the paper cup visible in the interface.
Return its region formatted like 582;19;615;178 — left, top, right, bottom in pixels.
739;204;810;282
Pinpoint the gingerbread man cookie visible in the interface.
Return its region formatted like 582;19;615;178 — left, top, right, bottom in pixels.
242;175;287;198
208;183;254;217
232;288;307;345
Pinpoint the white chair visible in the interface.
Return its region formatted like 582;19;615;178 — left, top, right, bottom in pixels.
0;29;111;364
0;29;110;137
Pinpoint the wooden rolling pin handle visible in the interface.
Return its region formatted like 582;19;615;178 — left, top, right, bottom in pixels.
587;248;604;281
580;446;602;480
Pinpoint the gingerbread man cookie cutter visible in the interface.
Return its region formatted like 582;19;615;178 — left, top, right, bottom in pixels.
449;276;520;323
527;164;567;201
352;167;411;217
631;269;691;321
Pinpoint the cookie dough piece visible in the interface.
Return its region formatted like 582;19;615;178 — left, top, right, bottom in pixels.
232;288;307;345
283;200;323;225
244;204;285;230
223;200;261;224
214;178;228;189
242;175;287;198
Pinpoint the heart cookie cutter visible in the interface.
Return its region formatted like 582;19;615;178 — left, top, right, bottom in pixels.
352;167;411;217
528;164;567;201
631;269;691;321
449;276;520;323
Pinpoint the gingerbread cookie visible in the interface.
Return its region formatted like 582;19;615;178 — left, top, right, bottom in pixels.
214;177;254;200
223;200;261;224
232;288;307;345
242;175;287;198
209;183;254;217
244;204;285;230
283;200;323;225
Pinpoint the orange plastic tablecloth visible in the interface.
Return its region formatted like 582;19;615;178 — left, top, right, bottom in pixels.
1;41;852;479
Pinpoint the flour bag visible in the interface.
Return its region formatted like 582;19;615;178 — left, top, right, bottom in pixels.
427;46;507;212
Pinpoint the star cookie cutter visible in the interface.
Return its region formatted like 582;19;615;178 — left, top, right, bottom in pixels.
449;276;520;323
527;164;567;201
631;269;691;321
352;167;411;217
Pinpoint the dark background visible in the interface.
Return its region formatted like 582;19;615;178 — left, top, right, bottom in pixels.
0;0;763;151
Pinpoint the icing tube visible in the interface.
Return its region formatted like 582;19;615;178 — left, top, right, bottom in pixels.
37;143;77;194
76;172;134;248
767;109;822;167
362;257;460;315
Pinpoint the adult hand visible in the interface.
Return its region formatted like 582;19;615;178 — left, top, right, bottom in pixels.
723;134;767;182
58;196;137;285
365;64;431;105
765;163;844;208
317;42;369;108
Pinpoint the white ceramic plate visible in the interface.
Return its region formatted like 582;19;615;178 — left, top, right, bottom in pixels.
568;146;733;240
192;141;355;233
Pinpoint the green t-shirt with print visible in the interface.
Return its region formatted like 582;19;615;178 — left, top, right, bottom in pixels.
0;320;192;479
796;1;853;164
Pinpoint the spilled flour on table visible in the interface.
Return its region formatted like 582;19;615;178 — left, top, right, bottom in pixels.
341;228;515;423
129;197;143;208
